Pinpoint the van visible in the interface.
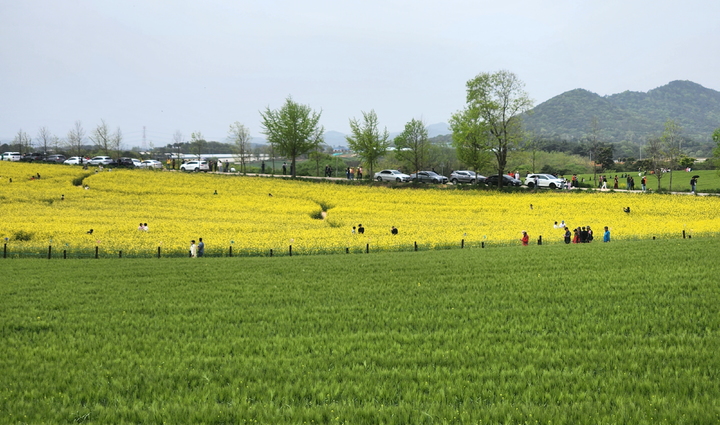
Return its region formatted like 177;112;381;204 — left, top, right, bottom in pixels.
2;152;22;161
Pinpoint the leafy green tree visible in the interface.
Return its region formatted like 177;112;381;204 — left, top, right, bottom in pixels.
460;70;533;188
713;127;720;172
346;110;390;179
646;137;665;190
394;118;429;174
260;97;324;178
449;106;492;174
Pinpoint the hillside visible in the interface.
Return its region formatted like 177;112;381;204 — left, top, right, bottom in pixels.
523;80;720;143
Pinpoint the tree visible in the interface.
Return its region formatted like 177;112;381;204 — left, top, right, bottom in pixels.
346;110;390;179
190;132;207;159
588;117;602;182
393;118;429;174
449;107;493;174
36;126;52;154
111;127;123;158
90;120;112;155
712;127;720;172
646;137;665;190
260;96;324;178
460;70;533;188
661;119;682;191
65;121;86;157
228;122;251;174
12;129;32;154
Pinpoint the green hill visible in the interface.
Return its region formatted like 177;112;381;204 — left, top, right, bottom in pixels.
524;80;720;145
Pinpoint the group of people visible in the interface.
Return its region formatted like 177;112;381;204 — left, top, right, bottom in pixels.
189;238;205;257
351;224;399;235
345;167;363;180
137;223;149;232
521;221;611;245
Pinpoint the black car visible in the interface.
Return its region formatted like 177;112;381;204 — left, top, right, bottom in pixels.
44;154;67;163
20;153;46;162
116;157;138;168
484;174;522;187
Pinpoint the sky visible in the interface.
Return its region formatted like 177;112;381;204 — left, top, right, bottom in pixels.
1;0;719;149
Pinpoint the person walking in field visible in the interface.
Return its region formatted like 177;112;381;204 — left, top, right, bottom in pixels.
190;240;197;258
564;227;571;244
197;238;205;257
641;175;647;192
521;231;529;246
690;176;698;193
603;226;611;242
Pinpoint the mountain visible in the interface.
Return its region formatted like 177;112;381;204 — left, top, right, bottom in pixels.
523;80;720;142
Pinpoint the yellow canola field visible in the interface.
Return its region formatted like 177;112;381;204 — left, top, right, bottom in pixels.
1;162;719;255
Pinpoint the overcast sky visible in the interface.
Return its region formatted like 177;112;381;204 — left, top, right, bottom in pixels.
2;0;718;148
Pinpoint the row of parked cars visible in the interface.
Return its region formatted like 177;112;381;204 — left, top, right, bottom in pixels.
1;152;165;168
373;169;566;188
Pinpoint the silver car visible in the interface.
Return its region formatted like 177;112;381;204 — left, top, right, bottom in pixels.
374;169;411;182
450;170;484;184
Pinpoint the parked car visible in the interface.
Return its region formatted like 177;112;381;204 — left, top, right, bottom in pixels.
410;171;448;184
450;170;485;184
484;174;522;187
43;154;67;163
525;173;564;189
64;156;84;165
117;157;142;168
20;153;45;162
140;159;164;169
180;160;210;172
373;169;411;182
1;152;22;161
88;156;115;165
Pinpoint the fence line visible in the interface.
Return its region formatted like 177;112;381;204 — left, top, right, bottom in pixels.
1;231;715;260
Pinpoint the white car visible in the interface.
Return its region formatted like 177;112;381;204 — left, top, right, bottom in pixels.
374;169;411;182
88;156;114;165
140;159;164;169
63;156;84;165
2;152;22;161
180;160;210;172
525;173;565;189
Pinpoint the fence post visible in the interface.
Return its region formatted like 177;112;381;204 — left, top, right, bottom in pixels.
537;235;542;245
289;245;292;256
157;246;161;258
461;239;464;248
119;250;122;258
366;243;369;254
270;249;273;257
346;247;349;254
229;246;233;257
3;243;6;258
414;241;418;251
95;246;99;259
48;245;52;259
63;250;67;259
682;230;686;239
482;242;485;248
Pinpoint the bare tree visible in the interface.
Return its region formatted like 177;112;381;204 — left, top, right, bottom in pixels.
228;122;251;173
65;121;86;157
12;129;32;154
90;120;112;155
646;137;665;190
661;119;682;191
36;126;52;154
112;127;123;158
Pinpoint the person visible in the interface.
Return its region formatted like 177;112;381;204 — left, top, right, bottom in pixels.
61;194;64;201
553;221;560;229
190;240;197;258
601;176;607;190
514;171;520;181
197;238;205;257
580;226;588;243
690;176;697;193
586;226;594;242
213;190;218;195
533;174;539;189
87;229;93;235
572;227;580;244
521;231;529;246
138;223;144;231
282;162;287;175
391;226;398;235
357;224;365;234
564;227;571;244
352;226;356;234
143;223;148;232
603;226;611;242
614;175;619;189
357;167;363;180
641;175;647;192
623;207;631;213
261;161;266;174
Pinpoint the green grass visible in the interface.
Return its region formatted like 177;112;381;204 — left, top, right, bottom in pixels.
576;169;720;192
2;238;720;424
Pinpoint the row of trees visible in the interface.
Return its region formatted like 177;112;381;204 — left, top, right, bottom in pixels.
7;121;123;158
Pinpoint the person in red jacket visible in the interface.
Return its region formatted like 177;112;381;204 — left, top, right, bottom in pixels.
521;231;529;246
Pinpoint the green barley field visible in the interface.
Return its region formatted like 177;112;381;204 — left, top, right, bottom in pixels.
1;237;719;424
